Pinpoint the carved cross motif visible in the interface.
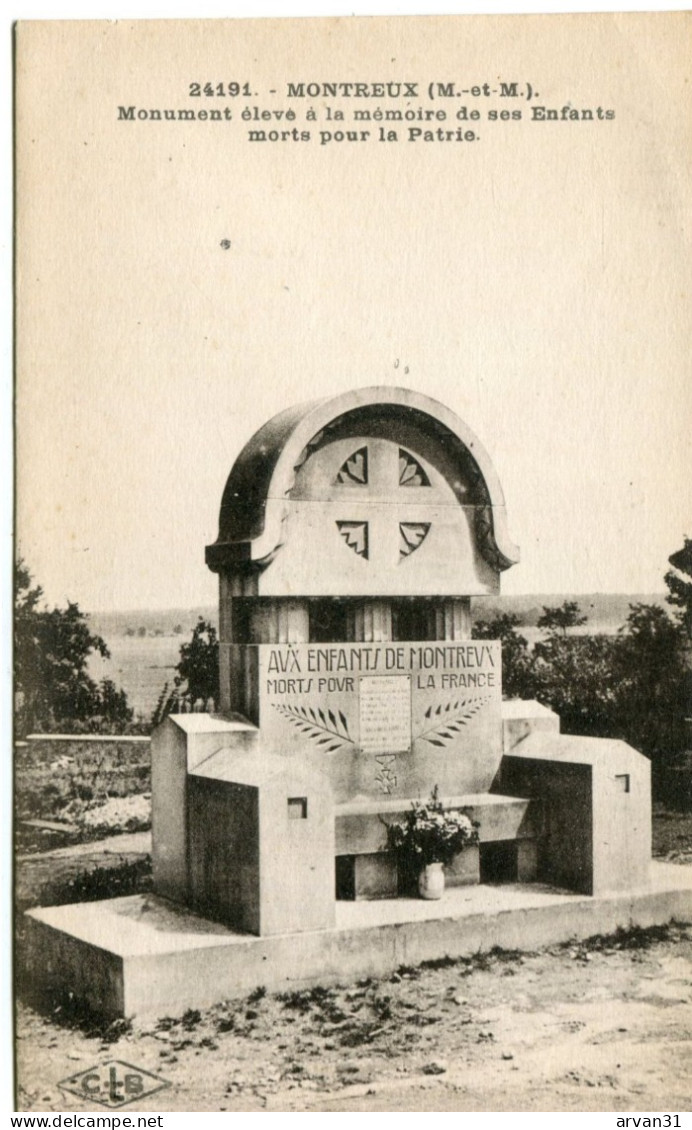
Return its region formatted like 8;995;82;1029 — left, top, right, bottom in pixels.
374;754;398;794
334;441;433;566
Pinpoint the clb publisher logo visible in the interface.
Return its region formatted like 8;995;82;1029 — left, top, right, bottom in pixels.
59;1061;169;1108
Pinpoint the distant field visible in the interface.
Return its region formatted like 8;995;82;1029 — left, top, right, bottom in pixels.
86;593;668;721
89;635;181;721
521;620;621;645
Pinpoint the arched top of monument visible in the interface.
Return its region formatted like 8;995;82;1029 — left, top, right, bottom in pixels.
206;386;519;588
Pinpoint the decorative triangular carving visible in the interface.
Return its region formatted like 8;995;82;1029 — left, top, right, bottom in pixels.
337;520;369;558
399;449;430;486
336;447;368;485
399;522;430;559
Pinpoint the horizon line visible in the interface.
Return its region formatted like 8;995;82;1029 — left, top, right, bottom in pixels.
87;589;670;617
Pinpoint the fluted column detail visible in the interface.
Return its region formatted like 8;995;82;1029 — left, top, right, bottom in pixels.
345;600;392;642
424;598;471;640
249;599;310;644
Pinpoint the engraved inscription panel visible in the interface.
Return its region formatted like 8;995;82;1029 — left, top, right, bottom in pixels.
359;674;411;754
255;641;502;800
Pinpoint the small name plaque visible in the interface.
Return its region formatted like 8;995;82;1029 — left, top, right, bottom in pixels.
359;674;411;754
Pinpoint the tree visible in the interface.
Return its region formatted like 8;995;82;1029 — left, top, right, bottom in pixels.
536;600;588;637
527;564;690;778
175;617;219;708
151;617;220;726
666;536;692;641
667;535;692;726
472;612;534;699
531;632;623;738
14;559;133;735
613;601;688;763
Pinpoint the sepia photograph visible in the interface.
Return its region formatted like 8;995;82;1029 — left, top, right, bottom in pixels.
12;11;692;1114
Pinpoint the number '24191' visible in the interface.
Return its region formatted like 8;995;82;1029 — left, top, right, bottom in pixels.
189;82;252;97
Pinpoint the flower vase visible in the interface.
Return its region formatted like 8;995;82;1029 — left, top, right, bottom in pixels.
418;861;445;900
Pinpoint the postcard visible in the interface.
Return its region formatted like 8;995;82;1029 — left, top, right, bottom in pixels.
14;13;692;1115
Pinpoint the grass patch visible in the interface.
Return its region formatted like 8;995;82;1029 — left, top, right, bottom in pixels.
419;954;463;971
19;857;152;916
566;920;690;954
19;987;134;1043
277;985;339;1012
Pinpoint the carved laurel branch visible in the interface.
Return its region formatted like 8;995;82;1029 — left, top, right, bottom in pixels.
272;703;355;752
416;695;492;747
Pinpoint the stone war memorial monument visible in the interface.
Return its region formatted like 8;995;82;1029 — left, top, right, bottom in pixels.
26;387;692;1018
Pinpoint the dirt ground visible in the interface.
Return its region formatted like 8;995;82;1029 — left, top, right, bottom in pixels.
15;922;692;1113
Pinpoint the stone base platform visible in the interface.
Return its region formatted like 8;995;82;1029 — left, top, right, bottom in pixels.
25;863;692;1020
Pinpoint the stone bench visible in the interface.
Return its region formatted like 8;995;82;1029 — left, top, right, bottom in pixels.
335;792;538;899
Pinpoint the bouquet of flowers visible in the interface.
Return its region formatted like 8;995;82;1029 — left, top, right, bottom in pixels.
385;786;478;868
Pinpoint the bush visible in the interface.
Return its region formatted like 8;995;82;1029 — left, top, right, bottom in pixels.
151;618;220;727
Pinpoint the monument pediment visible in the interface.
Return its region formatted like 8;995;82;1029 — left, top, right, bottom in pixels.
206;387;519;597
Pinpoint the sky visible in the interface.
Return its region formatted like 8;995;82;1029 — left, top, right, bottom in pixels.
14;12;691;613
